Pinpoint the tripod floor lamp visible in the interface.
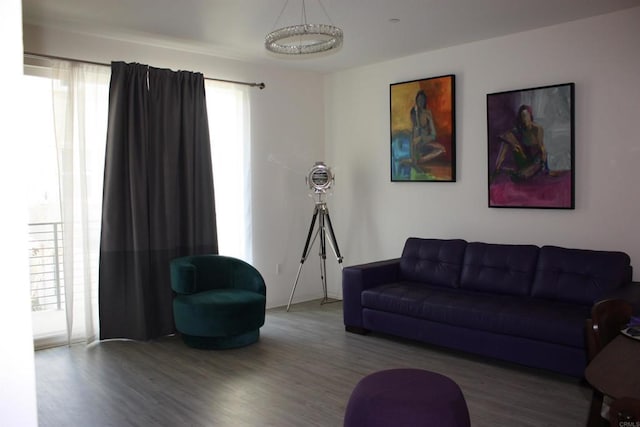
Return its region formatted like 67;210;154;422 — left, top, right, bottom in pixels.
287;162;343;311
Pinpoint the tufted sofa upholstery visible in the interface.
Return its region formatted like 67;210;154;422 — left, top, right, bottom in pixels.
342;238;640;377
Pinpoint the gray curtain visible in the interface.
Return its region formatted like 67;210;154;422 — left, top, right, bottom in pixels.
99;62;218;340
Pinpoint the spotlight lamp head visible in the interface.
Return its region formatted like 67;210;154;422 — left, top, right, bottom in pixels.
307;161;334;193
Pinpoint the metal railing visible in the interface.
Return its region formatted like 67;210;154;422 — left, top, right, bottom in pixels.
28;222;65;312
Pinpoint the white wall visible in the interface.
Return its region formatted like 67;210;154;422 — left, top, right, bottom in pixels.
23;24;328;308
24;6;640;308
1;1;39;426
325;7;640;295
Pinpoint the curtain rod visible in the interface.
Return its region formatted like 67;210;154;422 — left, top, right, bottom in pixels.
24;52;266;90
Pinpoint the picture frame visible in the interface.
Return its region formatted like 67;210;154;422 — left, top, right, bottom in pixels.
390;75;456;182
487;82;575;209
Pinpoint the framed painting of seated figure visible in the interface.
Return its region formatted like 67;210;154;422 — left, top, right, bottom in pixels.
487;82;575;209
390;75;456;182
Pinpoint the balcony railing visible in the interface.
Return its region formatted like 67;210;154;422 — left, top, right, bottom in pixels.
28;222;65;312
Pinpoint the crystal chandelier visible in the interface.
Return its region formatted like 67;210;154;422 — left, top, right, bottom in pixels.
265;0;343;55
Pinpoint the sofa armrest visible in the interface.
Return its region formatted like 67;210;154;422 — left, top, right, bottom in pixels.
342;258;401;329
600;282;640;313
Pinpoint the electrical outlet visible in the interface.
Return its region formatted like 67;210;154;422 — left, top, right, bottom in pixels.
276;263;282;275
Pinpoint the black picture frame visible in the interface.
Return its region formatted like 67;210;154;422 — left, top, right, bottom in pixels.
390;74;456;182
487;82;575;209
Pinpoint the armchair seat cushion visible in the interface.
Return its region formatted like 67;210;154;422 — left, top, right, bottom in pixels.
173;289;266;338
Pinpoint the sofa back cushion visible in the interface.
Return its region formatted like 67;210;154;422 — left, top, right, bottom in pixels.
531;246;631;305
459;242;539;296
400;238;467;288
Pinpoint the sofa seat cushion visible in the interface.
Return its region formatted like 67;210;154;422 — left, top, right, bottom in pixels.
361;282;589;348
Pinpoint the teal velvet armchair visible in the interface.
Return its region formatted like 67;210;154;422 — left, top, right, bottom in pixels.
170;254;266;349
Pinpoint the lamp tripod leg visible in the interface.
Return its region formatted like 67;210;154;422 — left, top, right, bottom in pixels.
287;263;305;312
287;200;343;311
287;206;319;312
319;212;329;304
319;254;329;304
323;207;343;264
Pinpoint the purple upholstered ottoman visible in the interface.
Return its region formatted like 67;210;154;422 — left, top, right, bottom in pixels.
344;369;470;427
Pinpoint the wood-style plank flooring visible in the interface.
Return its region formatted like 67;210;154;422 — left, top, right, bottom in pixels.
35;300;592;426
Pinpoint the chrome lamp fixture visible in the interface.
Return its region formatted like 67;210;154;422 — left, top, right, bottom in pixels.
265;0;343;55
306;161;334;194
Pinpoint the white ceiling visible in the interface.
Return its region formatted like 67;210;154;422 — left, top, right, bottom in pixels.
22;0;640;73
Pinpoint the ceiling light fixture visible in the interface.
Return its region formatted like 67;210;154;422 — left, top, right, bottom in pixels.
265;0;343;55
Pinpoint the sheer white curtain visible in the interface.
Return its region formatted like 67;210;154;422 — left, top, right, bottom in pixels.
205;80;252;262
51;60;110;346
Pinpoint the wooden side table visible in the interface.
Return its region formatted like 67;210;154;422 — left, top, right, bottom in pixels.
585;334;640;400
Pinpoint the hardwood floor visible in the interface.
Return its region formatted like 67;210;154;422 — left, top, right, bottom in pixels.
35;300;592;426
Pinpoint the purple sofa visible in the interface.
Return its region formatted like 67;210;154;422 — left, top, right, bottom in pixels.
342;238;640;377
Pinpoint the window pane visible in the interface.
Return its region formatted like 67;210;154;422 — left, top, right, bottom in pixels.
23;73;67;343
206;81;251;262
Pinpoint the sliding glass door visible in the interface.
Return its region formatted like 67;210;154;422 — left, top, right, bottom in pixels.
23;64;252;348
24;74;67;346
